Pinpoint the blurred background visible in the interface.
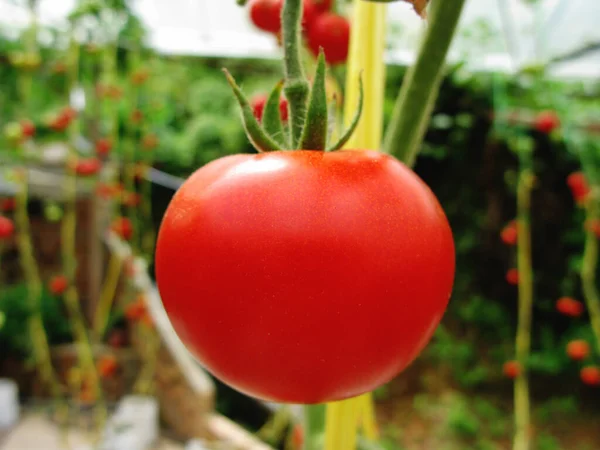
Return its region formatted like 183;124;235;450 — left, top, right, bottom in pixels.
0;0;599;449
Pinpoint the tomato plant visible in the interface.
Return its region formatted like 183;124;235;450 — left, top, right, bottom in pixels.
0;216;14;239
249;0;283;34
156;150;454;403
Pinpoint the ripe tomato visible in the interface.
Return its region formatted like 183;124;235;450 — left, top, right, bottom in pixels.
534;110;560;134
95;138;112;157
307;13;351;65
21;120;36;138
555;297;584;317
500;220;517;246
312;0;332;13
249;0;282;34
506;268;519;285
251;94;289;123
73;158;102;177
97;355;118;378
0;216;15;240
566;340;590;361
111;217;133;241
49;275;69;295
503;360;521;379
581;366;600;386
567;172;590;204
156;150;455;403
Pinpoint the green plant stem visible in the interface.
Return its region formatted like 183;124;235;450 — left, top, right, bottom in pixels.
303;404;326;450
62;34;107;434
513;156;534;450
282;0;310;147
581;198;600;352
382;0;467;166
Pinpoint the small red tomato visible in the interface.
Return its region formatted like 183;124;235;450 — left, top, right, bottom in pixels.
130;109;143;124
0;216;15;240
96;183;118;199
125;297;147;321
506;268;519;285
566;340;590;361
62;106;77;121
556;297;584;317
301;0;318;32
49;275;69;296
567;172;590;204
279;97;289;122
249;0;283;34
313;0;332;12
156;150;455;403
534;110;560;134
251;94;289;123
21;120;36;138
95;138;112;157
73;158;102;177
142;133;159;150
581;366;600;386
307;13;351;65
111;217;133;241
1;198;16;213
503;360;521;379
500;220;518;246
97;355;118;378
49;114;71;132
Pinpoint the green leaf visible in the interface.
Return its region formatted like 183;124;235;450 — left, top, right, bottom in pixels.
300;51;328;151
327;74;364;151
223;69;282;153
263;80;287;147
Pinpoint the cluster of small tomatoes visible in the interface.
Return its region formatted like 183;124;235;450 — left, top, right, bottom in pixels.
248;0;350;66
500;170;600;386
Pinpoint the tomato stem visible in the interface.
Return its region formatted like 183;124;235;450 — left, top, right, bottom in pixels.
382;0;466;166
282;0;310;147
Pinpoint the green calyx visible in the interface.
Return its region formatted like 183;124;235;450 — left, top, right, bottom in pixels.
225;0;363;152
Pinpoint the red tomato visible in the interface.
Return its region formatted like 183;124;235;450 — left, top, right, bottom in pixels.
301;0;318;32
534;110;560;134
49;275;69;295
279;97;289;122
156;150;455;403
1;198;16;213
307;13;351;65
556;297;584;317
581;366;600;386
122;192;142;207
312;0;332;13
73;158;102;177
503;360;521;379
566;340;590;361
251;94;289;123
0;216;15;240
500;220;517;246
506;268;519;285
95;138;112;157
125;298;147;322
567;172;590;204
21;120;36;138
249;0;282;33
97;355;118;378
111;217;133;241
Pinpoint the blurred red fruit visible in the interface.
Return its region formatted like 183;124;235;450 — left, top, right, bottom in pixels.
534;110;560;134
506;268;519;285
567;172;590;204
249;0;282;34
21;120;36;138
503;360;521;379
501;220;518;246
0;216;15;240
581;366;600;386
307;13;351;65
49;275;69;295
556;297;584;317
73;158;102;177
125;297;147;322
111;217;133;241
122;192;141;207
1;198;16;213
566;340;590;361
95;138;112;157
97;355;118;378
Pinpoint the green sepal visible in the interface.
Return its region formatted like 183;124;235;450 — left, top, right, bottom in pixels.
327;74;364;151
263;80;288;148
223;69;283;153
299;51;328;151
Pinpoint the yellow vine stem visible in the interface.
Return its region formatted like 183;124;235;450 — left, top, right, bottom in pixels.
322;2;387;450
93;252;122;341
581;191;600;351
61;36;107;434
513;165;535;450
132;325;161;395
15;172;69;421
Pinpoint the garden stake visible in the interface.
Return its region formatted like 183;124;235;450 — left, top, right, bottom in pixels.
382;0;467;166
513;136;535;450
61;33;108;436
322;2;388;449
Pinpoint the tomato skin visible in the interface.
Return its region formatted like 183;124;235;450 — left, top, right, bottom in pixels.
307;13;350;65
556;297;584;317
0;216;15;240
249;0;283;34
156;150;455;404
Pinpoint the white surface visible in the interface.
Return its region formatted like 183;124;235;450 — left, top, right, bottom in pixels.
0;379;19;429
0;0;598;77
185;439;209;450
102;396;159;450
